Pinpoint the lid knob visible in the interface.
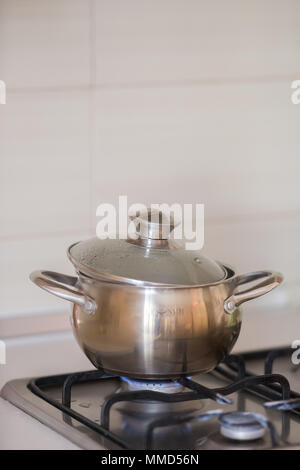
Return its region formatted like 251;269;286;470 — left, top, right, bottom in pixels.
132;209;177;240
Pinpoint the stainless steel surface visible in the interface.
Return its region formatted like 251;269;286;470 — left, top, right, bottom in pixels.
72;268;241;378
2;350;300;450
29;271;96;315
219;412;266;441
29;208;283;378
134;208;177;240
223;271;283;314
30;266;282;379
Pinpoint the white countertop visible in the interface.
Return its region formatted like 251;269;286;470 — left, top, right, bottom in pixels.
0;398;79;450
0;331;90;450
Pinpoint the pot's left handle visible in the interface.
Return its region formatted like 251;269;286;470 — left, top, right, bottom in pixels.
224;270;283;314
30;270;96;314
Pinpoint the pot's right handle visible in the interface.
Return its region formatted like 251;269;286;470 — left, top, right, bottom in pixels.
30;270;96;314
224;270;283;314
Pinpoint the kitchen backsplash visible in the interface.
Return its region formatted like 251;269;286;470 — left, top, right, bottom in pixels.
0;0;300;318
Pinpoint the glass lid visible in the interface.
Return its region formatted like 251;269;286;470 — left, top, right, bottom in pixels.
68;209;227;287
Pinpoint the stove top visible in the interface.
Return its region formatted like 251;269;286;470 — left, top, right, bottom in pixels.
2;347;300;450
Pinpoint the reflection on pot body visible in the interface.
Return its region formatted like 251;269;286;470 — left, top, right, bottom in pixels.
72;275;241;379
30;209;283;379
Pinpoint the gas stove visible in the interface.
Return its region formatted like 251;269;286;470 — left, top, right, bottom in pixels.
1;347;300;450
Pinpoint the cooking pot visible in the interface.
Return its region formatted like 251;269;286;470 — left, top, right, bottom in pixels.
30;210;283;379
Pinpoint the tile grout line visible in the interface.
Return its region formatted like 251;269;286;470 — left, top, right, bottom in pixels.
88;0;97;236
89;0;97;88
0;229;92;243
1;210;300;244
4;73;300;95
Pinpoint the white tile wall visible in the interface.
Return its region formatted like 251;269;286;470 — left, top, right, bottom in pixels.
0;91;91;239
0;0;300;329
205;216;300;284
0;233;90;315
92;82;299;218
0;0;91;89
95;0;300;84
0;331;91;388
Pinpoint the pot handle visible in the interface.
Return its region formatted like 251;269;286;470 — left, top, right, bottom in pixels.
30;270;96;314
224;270;283;314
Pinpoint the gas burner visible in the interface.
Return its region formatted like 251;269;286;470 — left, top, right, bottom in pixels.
120;377;184;393
3;347;295;449
219;412;266;441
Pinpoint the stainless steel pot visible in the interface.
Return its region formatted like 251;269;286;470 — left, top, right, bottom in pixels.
30;210;283;379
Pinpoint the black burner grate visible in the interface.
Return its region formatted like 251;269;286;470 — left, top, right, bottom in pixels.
28;347;300;450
